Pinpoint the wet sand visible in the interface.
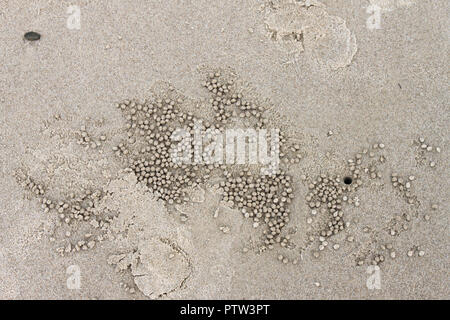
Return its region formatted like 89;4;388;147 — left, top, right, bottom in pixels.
0;0;448;299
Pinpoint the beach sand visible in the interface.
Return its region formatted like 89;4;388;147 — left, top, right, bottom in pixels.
0;0;448;299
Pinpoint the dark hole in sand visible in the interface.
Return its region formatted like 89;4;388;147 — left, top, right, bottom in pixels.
344;177;353;185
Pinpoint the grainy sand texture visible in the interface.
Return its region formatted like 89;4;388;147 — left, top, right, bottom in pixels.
0;0;449;299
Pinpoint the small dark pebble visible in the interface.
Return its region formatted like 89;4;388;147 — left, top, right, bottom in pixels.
24;31;41;41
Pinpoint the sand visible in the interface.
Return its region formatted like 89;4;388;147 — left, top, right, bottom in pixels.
0;0;448;299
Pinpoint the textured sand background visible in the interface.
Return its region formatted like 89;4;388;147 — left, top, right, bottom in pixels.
0;0;449;299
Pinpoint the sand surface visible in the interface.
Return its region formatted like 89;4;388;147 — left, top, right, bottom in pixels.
0;0;449;299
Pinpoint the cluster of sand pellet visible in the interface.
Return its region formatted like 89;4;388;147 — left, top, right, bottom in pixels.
109;70;305;250
14;69;306;260
13;66;444;297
